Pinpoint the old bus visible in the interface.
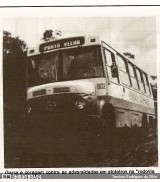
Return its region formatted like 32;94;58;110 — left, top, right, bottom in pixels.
26;36;155;163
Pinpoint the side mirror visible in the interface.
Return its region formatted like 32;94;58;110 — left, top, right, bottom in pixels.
111;64;118;78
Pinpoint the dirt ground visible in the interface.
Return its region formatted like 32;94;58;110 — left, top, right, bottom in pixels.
4;109;158;168
95;128;158;167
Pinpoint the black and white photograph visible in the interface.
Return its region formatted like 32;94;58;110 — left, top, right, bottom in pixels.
1;7;158;170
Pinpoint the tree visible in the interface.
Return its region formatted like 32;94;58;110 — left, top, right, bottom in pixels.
43;29;53;41
150;75;157;100
3;31;27;57
3;31;28;168
42;29;62;41
3;31;27;112
123;52;135;59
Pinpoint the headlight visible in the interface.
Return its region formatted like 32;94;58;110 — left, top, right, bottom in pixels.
75;100;86;110
27;106;32;113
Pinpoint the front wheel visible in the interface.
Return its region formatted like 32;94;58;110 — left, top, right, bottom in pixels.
101;105;116;139
94;105;117;158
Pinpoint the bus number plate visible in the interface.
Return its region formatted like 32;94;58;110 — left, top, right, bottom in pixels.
97;83;106;89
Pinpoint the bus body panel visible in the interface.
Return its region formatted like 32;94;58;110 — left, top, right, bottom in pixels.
106;95;155;128
107;83;155;113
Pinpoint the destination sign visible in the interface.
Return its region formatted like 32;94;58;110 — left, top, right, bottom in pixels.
39;37;85;52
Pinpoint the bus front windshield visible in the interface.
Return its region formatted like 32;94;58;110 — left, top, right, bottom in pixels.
28;46;104;87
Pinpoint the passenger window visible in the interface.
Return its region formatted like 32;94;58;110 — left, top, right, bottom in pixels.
117;55;130;86
128;63;134;77
128;63;138;90
142;73;150;95
142;73;147;85
104;49;113;66
104;49;118;84
118;56;127;72
136;68;145;92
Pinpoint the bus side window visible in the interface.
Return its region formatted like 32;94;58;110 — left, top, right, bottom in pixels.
136;68;145;93
142;73;151;95
128;63;138;90
117;54;131;86
104;49;118;84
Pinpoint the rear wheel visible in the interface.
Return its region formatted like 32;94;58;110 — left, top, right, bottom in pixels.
142;113;149;138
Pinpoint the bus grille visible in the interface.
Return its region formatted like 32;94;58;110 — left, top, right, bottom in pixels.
53;87;70;93
33;89;46;97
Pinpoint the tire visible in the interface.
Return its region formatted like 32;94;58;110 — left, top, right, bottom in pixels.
101;104;116;137
100;104;116;156
142;113;149;138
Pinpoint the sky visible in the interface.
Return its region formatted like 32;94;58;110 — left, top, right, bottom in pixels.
3;16;157;76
